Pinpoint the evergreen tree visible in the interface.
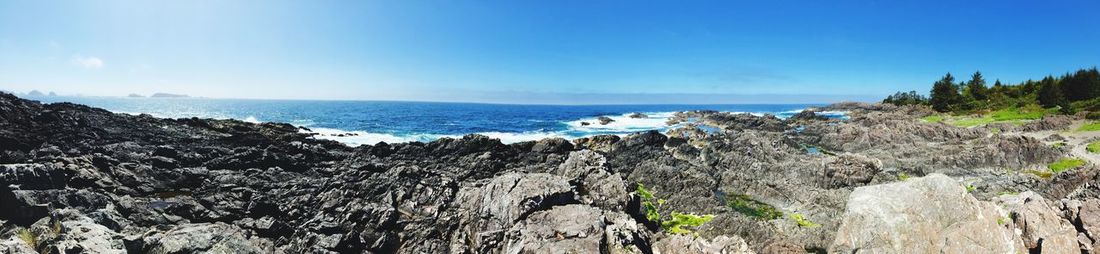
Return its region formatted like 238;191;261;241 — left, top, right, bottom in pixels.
1038;75;1068;108
966;71;988;101
929;73;960;112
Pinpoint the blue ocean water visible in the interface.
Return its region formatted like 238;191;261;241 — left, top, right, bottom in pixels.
24;96;841;145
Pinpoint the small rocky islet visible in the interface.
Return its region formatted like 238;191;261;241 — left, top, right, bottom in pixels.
1;92;1099;253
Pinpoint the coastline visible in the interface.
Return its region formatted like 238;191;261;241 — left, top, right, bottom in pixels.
1;92;1098;253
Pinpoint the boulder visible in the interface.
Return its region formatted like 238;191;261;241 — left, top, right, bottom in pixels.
995;192;1080;254
830;174;1022;253
598;116;615;125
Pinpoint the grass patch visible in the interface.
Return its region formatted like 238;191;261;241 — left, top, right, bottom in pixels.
727;194;784;220
989;106;1048;121
1080;122;1100;132
965;184;976;193
1088;141;1100;153
16;228;36;249
939;106;1052;127
636;184;713;235
1048;158;1086;173
897;172;911;181
997;216;1008;225
1026;169;1054;179
921;115;945;123
790;213;820;228
1052;142;1067;148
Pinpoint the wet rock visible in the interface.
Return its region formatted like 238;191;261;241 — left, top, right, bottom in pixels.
628;113;648;119
831;174;1022;253
598;116;615;125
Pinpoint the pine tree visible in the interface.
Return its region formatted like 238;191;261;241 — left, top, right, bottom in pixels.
966;71;988;101
1038;75;1068;108
930;73;960;112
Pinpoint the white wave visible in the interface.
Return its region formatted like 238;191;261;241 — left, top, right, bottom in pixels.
564;112;677;133
305;127;449;146
475;131;570;144
243;116;261;123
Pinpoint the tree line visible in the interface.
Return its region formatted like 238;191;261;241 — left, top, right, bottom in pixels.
884;67;1100;114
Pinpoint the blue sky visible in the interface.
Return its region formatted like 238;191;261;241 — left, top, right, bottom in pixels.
0;1;1098;104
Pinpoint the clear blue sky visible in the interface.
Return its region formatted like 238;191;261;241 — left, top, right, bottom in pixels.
0;1;1098;104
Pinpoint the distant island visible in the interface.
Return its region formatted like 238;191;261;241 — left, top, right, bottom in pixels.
149;93;189;98
127;93;145;98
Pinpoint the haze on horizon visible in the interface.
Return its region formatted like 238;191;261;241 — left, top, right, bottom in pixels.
1;1;1098;105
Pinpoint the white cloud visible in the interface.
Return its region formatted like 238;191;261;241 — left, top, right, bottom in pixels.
71;55;104;69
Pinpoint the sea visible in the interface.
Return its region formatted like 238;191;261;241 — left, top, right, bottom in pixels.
23;96;845;146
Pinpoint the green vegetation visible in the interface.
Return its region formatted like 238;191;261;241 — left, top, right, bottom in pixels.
1079;122;1100;132
997;216;1008;225
885;67;1100;116
662;212;716;235
1048;158;1086;173
1026;169;1054;179
965;184;976;193
727;193;784;220
1052;142;1066;148
636;184;713;235
897;172;911;181
921;115;945;123
790;213;820;228
1087;141;1100;153
16;228;36;249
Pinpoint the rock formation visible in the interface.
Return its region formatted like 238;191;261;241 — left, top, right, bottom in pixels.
1;92;1098;253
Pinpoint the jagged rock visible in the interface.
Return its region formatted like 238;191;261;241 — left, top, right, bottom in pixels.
0;236;36;254
573;135;620;153
995;192;1080;253
143;223;265;254
830;174;1022;253
502;204;605;253
822;153;882;187
598;116;615;125
628;113;648;119
37;209;127;254
651;234;753;254
789;110;825;121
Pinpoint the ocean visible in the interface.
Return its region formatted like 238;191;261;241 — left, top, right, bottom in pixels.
24;96;843;146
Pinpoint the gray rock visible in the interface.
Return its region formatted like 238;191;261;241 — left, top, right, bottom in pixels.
503;204;605;253
651;234;753;254
996;192;1080;253
143;222;265;254
598;116;615;125
830;174;1022;253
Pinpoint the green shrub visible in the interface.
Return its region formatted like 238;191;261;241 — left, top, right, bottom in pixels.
790;213;820;228
1088;142;1100;153
897;172;911;181
727;194;783;220
1052;142;1066;148
636;184;713;235
1048;158;1086;173
1088;111;1100;120
965;184;976;193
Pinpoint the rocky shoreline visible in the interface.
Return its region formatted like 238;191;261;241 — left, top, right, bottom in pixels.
1;92;1099;253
